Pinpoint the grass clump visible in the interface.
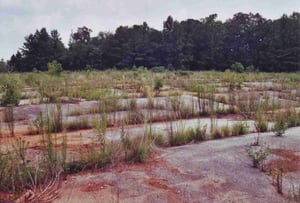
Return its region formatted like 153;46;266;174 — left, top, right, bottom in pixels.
0;80;21;107
273;113;288;136
231;122;249;136
168;124;207;146
221;125;231;137
65;118;90;131
247;143;271;168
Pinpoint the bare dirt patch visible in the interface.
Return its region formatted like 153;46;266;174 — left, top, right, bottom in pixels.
266;148;300;173
54;128;300;203
80;182;110;192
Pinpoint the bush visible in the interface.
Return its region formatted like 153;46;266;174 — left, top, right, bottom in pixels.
0;78;21;106
154;77;163;92
245;65;256;72
48;60;63;76
247;143;271;168
150;66;166;73
231;62;245;73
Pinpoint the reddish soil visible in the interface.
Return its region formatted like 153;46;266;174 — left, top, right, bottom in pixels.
266;148;300;173
53;127;300;203
80;182;109;192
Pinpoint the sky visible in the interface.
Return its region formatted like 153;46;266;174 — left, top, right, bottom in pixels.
0;0;299;60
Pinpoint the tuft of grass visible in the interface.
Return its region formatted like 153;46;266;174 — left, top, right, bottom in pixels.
232;122;249;136
211;127;223;139
273;113;288;137
65;118;90;131
221;125;231;137
152;133;165;147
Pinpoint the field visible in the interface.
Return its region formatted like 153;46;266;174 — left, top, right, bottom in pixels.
0;69;300;202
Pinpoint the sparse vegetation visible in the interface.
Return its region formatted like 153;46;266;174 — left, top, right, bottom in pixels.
273;113;288;136
247;143;271;168
0;69;300;201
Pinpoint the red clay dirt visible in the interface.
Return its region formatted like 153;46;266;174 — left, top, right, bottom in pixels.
266;148;300;173
54;127;300;203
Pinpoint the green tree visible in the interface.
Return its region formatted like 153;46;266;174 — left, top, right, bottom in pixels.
9;28;66;71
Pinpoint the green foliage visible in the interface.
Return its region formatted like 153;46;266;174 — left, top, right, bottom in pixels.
169;131;190;146
8;13;300;72
48;60;63;76
221;125;231;137
231;122;249;136
150;66;166;73
153;76;163;92
245;65;256;72
152;133;165;146
254;110;268;132
168;125;207;146
211;127;223;139
273;113;288;136
247;143;271;168
0;78;21;106
192;126;207;141
10;28;66;72
286;109;300;127
230;62;245;73
65;118;90;131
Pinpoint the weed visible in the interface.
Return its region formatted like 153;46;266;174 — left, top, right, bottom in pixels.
211;127;223;139
273;113;288;136
153;76;163;95
48;60;63;76
232;122;249;136
0;77;21;106
221;125;231;137
247;143;271;168
66;117;90;131
254;110;268;133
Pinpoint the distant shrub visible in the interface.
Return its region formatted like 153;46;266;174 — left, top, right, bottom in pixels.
48;60;63;76
175;70;191;76
154;77;163;92
245;65;256;72
231;62;245;73
150;66;166;73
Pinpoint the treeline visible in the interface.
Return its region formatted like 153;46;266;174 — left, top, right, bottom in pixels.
7;12;300;72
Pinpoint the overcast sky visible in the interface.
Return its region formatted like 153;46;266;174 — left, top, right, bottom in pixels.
0;0;299;60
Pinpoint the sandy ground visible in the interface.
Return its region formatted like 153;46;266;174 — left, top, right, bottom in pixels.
54;127;300;203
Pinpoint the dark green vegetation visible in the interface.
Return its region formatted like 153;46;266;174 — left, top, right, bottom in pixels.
4;12;300;72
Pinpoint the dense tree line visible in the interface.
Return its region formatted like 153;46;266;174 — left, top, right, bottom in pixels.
8;12;300;72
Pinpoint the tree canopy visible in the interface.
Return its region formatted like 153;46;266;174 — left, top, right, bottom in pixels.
8;12;300;72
